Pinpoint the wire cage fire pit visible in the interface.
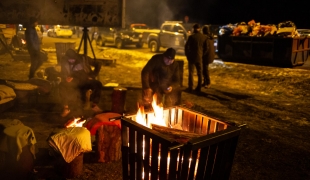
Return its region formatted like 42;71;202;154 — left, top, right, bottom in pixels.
121;106;242;180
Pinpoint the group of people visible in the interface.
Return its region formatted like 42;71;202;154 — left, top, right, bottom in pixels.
25;17;214;116
185;23;215;93
25;17;103;117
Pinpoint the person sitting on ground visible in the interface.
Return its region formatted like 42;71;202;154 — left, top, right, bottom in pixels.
59;48;103;117
141;48;181;108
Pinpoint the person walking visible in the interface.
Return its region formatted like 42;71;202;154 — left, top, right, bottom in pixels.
25;17;42;79
141;48;181;108
202;25;215;88
59;48;103;117
184;23;208;94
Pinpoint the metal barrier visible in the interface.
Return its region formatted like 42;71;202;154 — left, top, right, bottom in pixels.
218;35;310;67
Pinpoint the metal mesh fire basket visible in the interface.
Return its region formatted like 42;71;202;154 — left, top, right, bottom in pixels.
121;106;242;180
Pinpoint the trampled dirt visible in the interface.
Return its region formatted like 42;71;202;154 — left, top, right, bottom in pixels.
0;46;309;180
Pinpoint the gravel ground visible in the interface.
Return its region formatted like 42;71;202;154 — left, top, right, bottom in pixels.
0;46;309;180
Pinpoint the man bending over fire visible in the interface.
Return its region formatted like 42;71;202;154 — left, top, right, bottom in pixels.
141;48;181;108
59;49;103;117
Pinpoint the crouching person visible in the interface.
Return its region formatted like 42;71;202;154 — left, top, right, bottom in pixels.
141;48;181;108
59;48;103;117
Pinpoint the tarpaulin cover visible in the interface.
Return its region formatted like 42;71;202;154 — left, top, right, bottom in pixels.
0;119;36;161
0;85;16;104
47;127;91;163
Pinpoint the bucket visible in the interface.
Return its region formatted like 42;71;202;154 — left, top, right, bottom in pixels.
55;42;76;64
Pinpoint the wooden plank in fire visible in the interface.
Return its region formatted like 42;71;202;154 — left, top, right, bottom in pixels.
176;108;183;126
163;108;170;126
195;115;203;134
176;106;231;125
188;113;196;133
151;124;204;144
169;107;177;126
121;117;175;144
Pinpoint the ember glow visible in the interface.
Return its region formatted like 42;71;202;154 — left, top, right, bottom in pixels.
65;117;86;128
135;94;167;128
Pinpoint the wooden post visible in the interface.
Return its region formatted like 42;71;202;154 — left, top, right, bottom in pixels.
64;153;83;179
111;87;127;114
56;153;84;179
95;125;122;162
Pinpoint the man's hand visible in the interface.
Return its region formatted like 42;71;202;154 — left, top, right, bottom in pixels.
164;86;172;93
143;88;153;104
66;77;73;83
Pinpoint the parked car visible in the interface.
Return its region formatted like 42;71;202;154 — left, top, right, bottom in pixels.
142;21;194;52
47;25;73;38
130;23;160;37
130;23;149;33
93;27;143;48
141;21;219;53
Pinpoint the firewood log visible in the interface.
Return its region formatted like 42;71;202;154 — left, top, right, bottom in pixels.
65;153;83;178
95;125;122;162
151;124;203;143
111;87;127;114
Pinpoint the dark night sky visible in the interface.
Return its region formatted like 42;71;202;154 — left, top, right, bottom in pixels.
126;0;310;29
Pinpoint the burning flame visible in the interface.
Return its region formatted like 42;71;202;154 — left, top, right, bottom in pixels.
136;94;167;128
21;39;26;45
136;105;147;126
65;117;86;128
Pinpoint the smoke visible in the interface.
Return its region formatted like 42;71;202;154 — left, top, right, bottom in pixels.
125;0;310;29
157;1;174;25
125;0;175;28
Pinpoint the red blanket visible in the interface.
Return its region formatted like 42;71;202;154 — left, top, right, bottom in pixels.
85;112;122;135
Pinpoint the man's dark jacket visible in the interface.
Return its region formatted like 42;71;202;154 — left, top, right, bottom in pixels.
203;37;215;64
25;26;40;52
141;54;180;92
185;32;208;63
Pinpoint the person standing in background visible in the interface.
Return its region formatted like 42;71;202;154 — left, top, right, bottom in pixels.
183;15;192;33
184;23;208;94
25;17;42;79
202;25;215;88
184;15;189;23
